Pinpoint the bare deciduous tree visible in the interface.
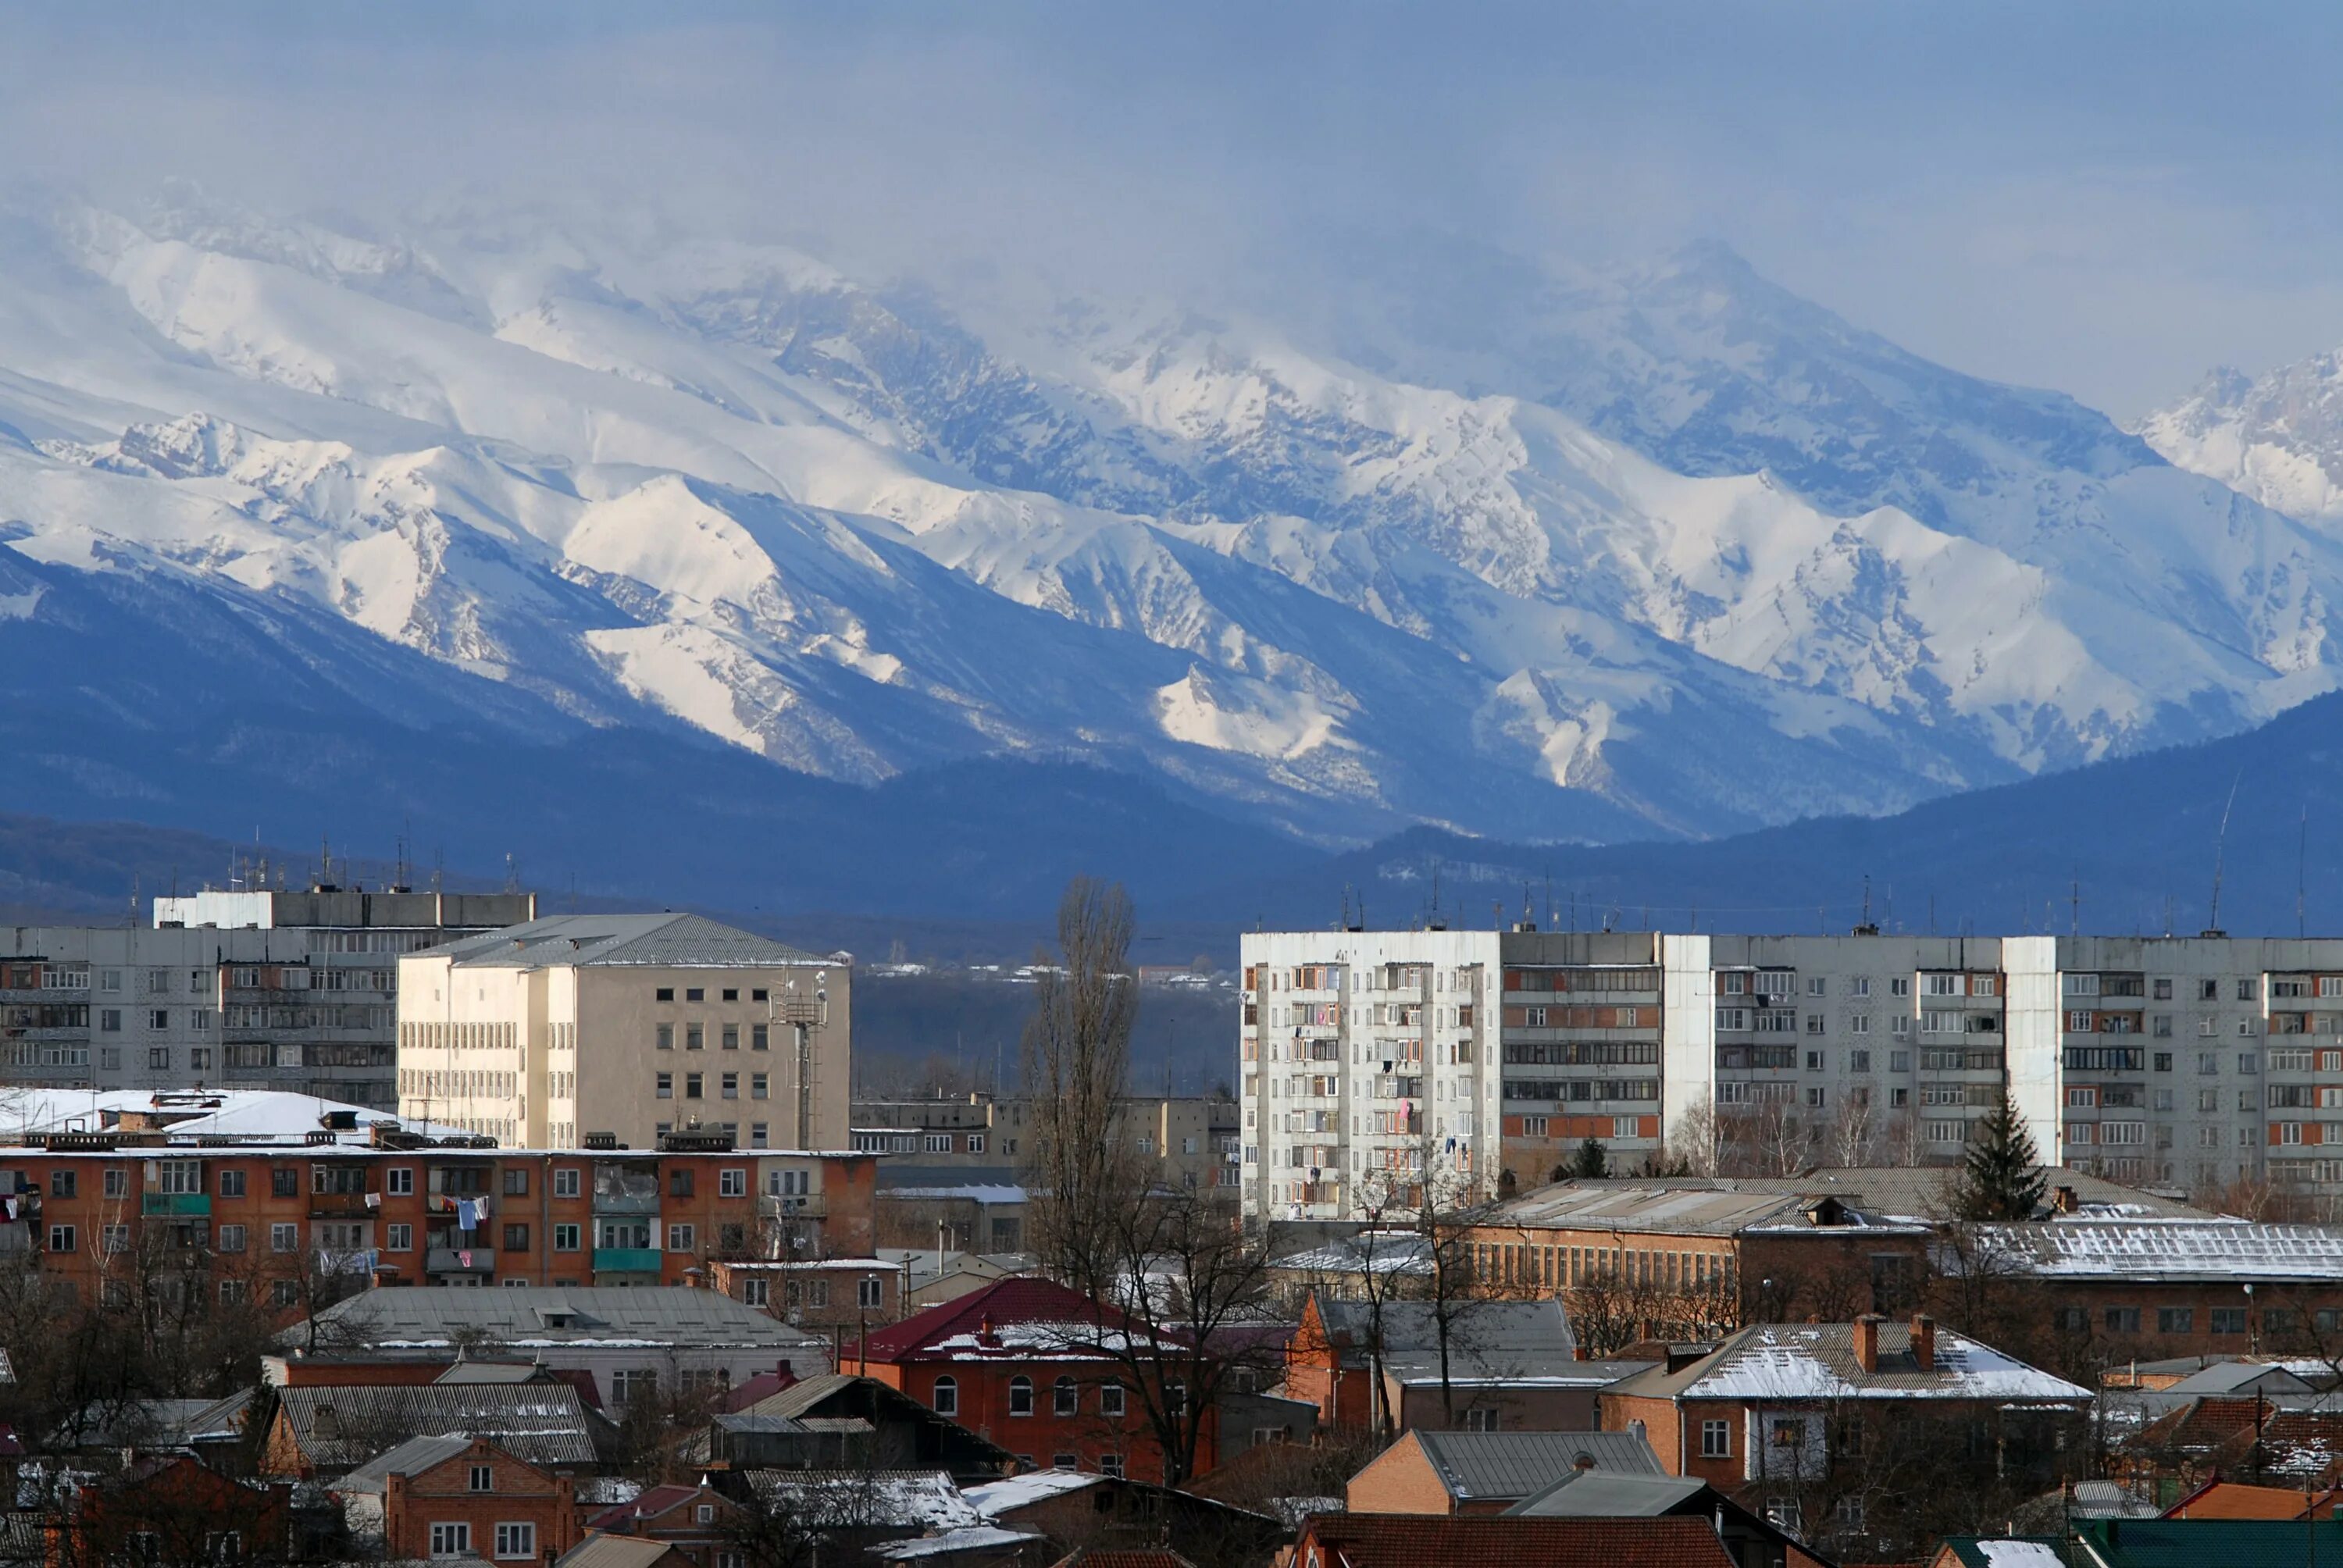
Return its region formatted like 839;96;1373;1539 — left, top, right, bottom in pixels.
1022;876;1141;1277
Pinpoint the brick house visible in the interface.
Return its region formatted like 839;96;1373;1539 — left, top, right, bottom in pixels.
331;1433;583;1564
45;1455;291;1568
1599;1315;2090;1544
713;1256;904;1335
262;1382;602;1479
583;1479;740;1560
1284;1292;1617;1433
847;1278;1214;1481
1342;1429;1663;1516
1286;1513;1739;1568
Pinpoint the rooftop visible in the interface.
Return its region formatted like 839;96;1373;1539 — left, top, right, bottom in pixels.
1298;1515;1735;1568
1502;1169;2208;1224
274;1384;597;1471
1946;1221;2343;1282
1609;1320;2092;1402
0;1089;469;1147
426;913;829;970
1314;1297;1584;1384
1489;1181;1915;1236
851;1278;1175;1364
292;1286;828;1351
2075;1518;2343;1566
1396;1430;1664;1502
328;1434;481;1495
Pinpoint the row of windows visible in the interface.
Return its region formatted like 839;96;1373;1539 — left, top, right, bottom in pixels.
931;1374;1139;1419
740;1275;886;1309
655;1021;774;1050
654;985;772;1003
2054;1305;2261;1335
654;1071;772;1099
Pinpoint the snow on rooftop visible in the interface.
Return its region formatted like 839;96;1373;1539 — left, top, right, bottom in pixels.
1950;1221;2343;1281
1977;1543;2066;1567
0;1089;469;1146
1688;1325;2091;1403
963;1468;1100;1517
873;1527;1043;1559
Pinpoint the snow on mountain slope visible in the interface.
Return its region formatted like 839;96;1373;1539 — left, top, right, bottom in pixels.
0;192;2335;849
2138;360;2343;525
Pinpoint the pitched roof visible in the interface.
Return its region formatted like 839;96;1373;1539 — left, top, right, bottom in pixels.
871;1527;1047;1561
297;1286;826;1350
585;1483;717;1531
1300;1514;1736;1568
2163;1363;2316;1396
1935;1538;2070;1567
2131;1397;2343;1477
965;1468;1104;1518
1314;1298;1579;1382
555;1538;696;1568
741;1469;980;1529
1501;1472;1707;1517
2074;1518;2343;1566
2163;1480;2325;1520
1489;1181;1913;1237
1946;1221;2343;1283
1512;1169;2208;1221
328;1434;480;1495
851;1278;1173;1363
274;1384;598;1470
429;914;825;969
1048;1550;1198;1568
1398;1430;1663;1502
1607;1320;2091;1402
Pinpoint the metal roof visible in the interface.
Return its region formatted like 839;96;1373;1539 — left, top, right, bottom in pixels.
275;1384;598;1471
297;1286;827;1349
1404;1429;1663;1500
1315;1298;1580;1382
426;913;828;970
1502;1471;1707;1517
1946;1221;2343;1282
329;1433;478;1495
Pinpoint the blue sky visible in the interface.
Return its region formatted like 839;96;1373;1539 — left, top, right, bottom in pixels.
7;2;2343;416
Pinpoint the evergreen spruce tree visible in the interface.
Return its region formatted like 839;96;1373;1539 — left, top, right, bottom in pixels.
1952;1090;2049;1219
1571;1135;1609;1179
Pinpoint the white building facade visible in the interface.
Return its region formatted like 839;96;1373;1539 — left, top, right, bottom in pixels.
1242;927;2343;1221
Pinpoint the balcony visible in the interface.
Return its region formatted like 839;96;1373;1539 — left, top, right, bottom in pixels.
593;1246;663;1274
310;1192;373;1220
759;1193;828;1220
591;1189;661;1217
141;1193;211;1217
425;1246;496;1274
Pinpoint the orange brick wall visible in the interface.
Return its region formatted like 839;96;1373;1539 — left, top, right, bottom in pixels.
1343;1434;1465;1515
383;1440;580;1563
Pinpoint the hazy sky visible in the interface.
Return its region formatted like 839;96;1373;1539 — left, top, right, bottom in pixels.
8;2;2343;418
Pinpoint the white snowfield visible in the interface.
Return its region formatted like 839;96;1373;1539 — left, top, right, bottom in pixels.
5;191;2341;840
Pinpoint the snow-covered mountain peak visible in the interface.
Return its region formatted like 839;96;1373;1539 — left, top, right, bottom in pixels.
2138;351;2343;523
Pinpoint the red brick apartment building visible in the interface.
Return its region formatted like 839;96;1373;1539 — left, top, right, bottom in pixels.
0;1136;875;1311
848;1278;1216;1481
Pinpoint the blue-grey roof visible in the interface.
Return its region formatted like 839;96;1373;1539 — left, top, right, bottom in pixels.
329;1433;477;1495
1503;1470;1707;1517
427;914;828;970
1405;1429;1663;1500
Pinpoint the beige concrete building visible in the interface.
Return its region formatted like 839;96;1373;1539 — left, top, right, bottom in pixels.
396;914;850;1150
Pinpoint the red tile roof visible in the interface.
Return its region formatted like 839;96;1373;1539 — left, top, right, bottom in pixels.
1050;1550;1197;1568
1297;1515;1735;1568
848;1277;1177;1364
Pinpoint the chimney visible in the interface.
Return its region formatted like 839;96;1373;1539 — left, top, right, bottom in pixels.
1853;1313;1885;1375
2053;1185;2079;1214
1910;1313;1937;1374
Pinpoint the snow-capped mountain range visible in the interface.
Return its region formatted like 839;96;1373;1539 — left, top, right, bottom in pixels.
5;188;2341;855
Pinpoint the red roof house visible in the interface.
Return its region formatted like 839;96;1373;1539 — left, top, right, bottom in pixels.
1289;1513;1738;1568
846;1278;1213;1482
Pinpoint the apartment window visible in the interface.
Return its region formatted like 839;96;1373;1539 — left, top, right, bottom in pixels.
1054;1377;1079;1417
430;1523;472;1558
2158;1307;2195;1335
2212;1307;2248;1335
1889;1051;1910;1072
217;1224;247;1253
656;1025;674;1050
272;1279;299;1307
686;1073;704;1099
1849;1049;1871;1072
387;1224;413;1251
469;1464;494;1492
1805;1014;1824;1035
1701;1420;1731;1458
686;988;704;1003
743;1278;770;1307
656;988;675;1003
494;1523;535;1560
555;1223;580;1251
722;1024;740;1049
554;1167;581;1199
1101;1382;1126;1417
667;1223;698;1253
752;1024;769;1050
751;1124;769;1148
657;1072;673;1099
925;1133;953;1153
933;1377;958;1415
2240;978;2259;1002
1890;977;1911;997
859;1277;883;1309
46;1224;75;1253
102;1167;127;1198
271;1223;299;1253
720;1168;747;1197
686;1024;704;1050
48;1171;75;1199
387;1167;414;1196
1008;1375;1034;1416
147;1009;169;1031
1100;1454;1125;1478
502;1224;530;1252
1805;1087;1827;1107
503;1167;529;1196
721;1072;739;1099
2201;979;2220;1000
671;1168;695;1196
99;1009;120;1032
2101;1306;2140;1334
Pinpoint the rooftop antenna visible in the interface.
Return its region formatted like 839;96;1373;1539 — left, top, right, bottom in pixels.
2163;895;2175;939
504;853;520;896
2205;771;2241;938
1543;868;1554;929
1853;875;1878;936
432;846;444;895
2070;871;2080;937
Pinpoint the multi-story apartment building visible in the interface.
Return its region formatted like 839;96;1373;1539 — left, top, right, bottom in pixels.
849;1092;1242;1193
395;913;850;1150
0;1135;877;1306
1;890;533;1109
1243;927;2343;1221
